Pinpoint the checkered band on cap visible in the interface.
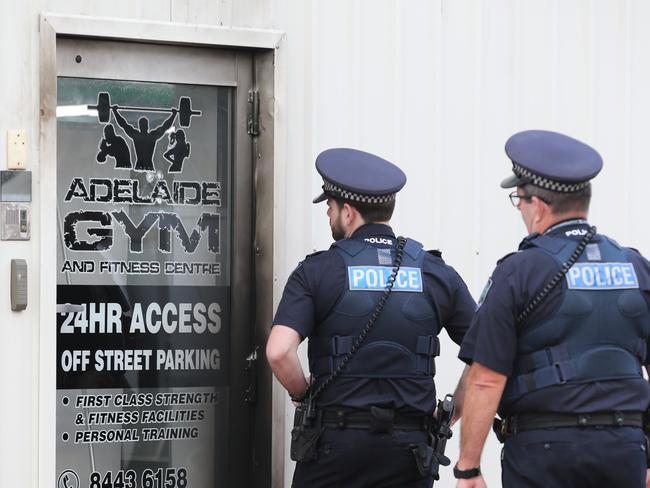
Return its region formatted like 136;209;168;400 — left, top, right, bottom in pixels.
323;180;397;203
513;163;590;193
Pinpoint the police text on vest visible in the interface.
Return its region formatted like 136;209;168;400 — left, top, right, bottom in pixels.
347;266;423;292
566;262;639;290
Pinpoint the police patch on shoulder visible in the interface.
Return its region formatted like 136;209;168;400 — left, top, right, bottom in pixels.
566;262;639;290
347;266;423;292
477;278;493;306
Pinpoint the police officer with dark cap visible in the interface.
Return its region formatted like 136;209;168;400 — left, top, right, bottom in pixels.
266;148;476;487
455;130;650;488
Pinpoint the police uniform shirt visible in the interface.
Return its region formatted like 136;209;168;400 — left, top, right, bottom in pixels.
273;223;477;414
459;220;650;417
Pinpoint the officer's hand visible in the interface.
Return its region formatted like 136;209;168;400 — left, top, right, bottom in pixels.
645;468;650;488
457;474;487;488
290;375;312;408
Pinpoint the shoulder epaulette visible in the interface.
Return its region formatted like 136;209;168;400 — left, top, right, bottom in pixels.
304;250;326;260
427;249;442;258
496;251;518;265
519;234;567;254
600;235;622;250
333;238;365;256
403;238;423;259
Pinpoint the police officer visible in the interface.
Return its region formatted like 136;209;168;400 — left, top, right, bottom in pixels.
455;130;650;488
266;148;476;488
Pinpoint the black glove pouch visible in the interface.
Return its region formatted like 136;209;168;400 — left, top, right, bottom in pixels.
290;406;322;463
492;417;506;443
410;443;437;478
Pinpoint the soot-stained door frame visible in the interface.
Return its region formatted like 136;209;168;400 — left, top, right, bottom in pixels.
40;13;281;488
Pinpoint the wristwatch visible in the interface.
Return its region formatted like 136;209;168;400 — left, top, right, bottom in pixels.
289;383;310;403
289;392;306;403
453;463;481;479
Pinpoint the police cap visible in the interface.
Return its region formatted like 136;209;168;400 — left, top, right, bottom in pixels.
312;148;406;204
501;130;603;193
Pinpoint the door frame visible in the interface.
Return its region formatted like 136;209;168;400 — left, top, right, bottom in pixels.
39;14;284;488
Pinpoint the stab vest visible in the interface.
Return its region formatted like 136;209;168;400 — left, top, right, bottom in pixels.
308;238;440;380
503;232;650;403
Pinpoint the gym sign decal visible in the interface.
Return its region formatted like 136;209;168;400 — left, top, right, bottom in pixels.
90;92;201;173
60;91;223;265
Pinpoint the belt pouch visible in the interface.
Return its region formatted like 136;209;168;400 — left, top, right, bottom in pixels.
410;443;436;477
290;405;322;463
370;406;395;433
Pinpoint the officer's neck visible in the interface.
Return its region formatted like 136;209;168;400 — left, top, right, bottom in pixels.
345;220;389;239
534;211;588;234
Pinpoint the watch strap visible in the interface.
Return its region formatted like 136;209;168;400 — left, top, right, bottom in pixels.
453;463;481;479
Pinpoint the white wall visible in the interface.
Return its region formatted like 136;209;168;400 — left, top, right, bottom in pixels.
272;1;650;487
0;0;649;487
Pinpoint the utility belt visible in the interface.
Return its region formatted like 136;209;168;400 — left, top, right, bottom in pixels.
291;398;454;483
493;411;644;442
320;407;431;432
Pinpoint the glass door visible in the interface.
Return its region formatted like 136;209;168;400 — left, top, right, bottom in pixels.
55;39;254;488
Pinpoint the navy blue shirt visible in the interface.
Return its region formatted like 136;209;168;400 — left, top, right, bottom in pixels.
273;223;477;414
459;220;650;416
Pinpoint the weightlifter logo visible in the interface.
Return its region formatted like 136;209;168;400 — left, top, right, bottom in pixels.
89;92;202;173
57;90;222;260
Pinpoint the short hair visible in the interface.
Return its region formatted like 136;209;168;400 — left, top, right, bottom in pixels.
333;197;395;223
522;182;591;214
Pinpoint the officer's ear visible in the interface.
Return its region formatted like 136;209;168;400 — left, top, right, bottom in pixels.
341;202;358;224
531;195;551;221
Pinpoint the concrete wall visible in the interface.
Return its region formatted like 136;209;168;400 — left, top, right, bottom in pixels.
0;0;648;487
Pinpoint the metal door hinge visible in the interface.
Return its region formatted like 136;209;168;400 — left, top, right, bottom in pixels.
244;346;259;404
247;90;260;136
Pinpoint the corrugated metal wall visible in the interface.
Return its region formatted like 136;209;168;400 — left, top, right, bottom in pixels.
0;0;648;486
